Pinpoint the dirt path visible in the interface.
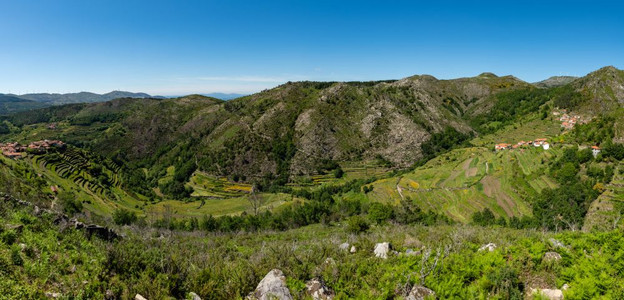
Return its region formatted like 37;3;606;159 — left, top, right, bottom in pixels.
396;177;404;200
481;175;516;217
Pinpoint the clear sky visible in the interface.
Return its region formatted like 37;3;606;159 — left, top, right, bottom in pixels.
0;0;622;96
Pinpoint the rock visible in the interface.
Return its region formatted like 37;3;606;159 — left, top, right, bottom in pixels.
407;285;436;300
405;248;420;256
374;242;391;259
189;292;202;300
549;238;566;249
135;294;148;300
85;224;119;241
339;242;350;251
19;243;27;251
478;243;497;252
543;251;562;262
561;284;570;291
530;288;563;300
350;246;356;253
305;277;335;300
248;269;293;300
45;292;61;298
7;224;24;233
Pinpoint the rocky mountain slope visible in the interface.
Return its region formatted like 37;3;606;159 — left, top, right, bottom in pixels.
2;73;532;184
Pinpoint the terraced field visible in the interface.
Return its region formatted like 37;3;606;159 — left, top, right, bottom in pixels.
368;146;562;222
188;171;253;198
583;162;624;231
288;161;391;188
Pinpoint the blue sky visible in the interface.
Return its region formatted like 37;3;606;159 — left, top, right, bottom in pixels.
0;0;622;96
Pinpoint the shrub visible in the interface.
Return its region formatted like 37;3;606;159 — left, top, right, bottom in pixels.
333;167;345;179
368;202;394;224
10;248;23;266
347;215;370;234
58;191;83;215
1;230;17;245
112;208;138;225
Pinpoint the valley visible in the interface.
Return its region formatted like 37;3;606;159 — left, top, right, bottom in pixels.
1;66;624;299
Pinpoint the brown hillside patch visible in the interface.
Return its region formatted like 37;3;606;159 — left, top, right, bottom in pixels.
480;175;516;217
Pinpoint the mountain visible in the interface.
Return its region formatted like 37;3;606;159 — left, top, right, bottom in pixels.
0;94;49;115
1;66;623;225
6;90;162;104
2;74;531;182
533;75;578;88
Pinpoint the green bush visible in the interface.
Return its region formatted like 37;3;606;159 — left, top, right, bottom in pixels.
367;202;394;224
347;215;370;234
1;230;17;245
112;208;138;225
58;191;83;215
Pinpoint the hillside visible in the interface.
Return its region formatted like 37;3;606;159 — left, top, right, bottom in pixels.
533;76;578;88
6;91;160;104
0;66;623;228
0;95;49;115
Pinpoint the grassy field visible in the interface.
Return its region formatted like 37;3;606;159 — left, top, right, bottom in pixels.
367;145;561;222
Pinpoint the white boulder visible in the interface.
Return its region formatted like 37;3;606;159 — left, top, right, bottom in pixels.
247;269;293;300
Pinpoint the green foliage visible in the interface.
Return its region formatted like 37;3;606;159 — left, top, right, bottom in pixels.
112;208;138;225
471;208;496;226
472;88;551;133
58;191;83;215
367;202;394;224
420;126;472;161
333;167;344;178
485;266;523;299
346;215;370;234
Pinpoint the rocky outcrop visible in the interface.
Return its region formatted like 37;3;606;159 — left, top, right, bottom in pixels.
374;242;391;259
407;285;436;300
478;243;496;252
350;246;357;253
134;294;148;300
543;252;562;262
189;292;202;300
247;269;293;300
305;277;335;300
529;288;563;300
549;238;566;249
1;192;119;241
338;242;350;251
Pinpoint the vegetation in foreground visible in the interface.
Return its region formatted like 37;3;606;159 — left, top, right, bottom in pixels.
1;199;624;299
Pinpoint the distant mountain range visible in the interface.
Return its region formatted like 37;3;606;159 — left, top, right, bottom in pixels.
0;91;164;115
3;91;164;104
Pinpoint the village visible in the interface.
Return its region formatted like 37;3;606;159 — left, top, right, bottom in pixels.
552;108;590;130
495;138;551;151
0;140;65;159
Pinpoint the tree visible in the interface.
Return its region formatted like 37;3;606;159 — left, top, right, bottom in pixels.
113;208;137;225
333;167;344;178
248;185;265;216
368;202;394;224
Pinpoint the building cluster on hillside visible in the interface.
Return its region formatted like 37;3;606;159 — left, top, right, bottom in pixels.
0;140;65;159
552;109;589;130
495;138;550;151
591;145;601;158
